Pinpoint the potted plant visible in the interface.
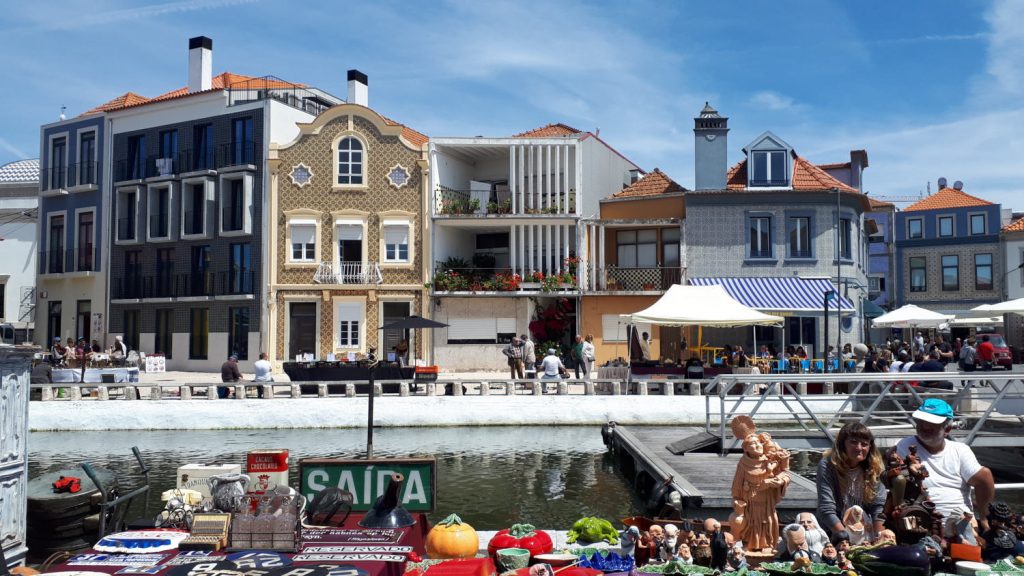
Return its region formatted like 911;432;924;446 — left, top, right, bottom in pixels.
520;271;543;290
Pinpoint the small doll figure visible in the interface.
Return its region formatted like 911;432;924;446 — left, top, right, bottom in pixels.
983;501;1024;562
692;531;712;567
706;518;729;571
956;509;978;546
727;543;747;572
620;525;641;558
635;530;653;566
842;505;867;545
875;529;897;546
661;524;679;562
837;550;853;571
820;542;838;566
675;543;694;565
649;524;665;549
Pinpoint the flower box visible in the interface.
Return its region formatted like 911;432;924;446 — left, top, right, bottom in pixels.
519;282;541;290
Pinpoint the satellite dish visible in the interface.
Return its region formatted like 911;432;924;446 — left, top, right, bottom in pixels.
953;180;964;190
937;177;947;188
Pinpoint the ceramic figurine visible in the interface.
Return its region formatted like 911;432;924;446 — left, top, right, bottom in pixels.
706;518;729;570
727;543;747;571
955;508;978;546
842;505;867;545
661;524;679;562
692;531;712;567
620;525;641;558
777;524;817;562
820;542;838;566
983;501;1024;562
635;531;653;566
675;543;693;565
729;416;790;553
875;529;896;546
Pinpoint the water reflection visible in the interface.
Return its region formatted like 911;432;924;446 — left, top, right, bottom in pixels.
29;427;645;529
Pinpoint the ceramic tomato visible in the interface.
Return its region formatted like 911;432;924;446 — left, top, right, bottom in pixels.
425;514;479;559
487;524;553;559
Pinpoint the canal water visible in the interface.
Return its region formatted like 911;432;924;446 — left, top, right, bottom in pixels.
28;426;646;529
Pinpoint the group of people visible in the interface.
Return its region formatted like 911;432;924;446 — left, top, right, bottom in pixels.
812;399;995;559
501;333;596;382
48;335;130;368
218;352;274;398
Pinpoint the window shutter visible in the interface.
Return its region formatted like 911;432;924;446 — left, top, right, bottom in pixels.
291;224;316;246
447;318;495;340
495;317;516;333
337;224;362;241
602;315;627;342
384;224;409;245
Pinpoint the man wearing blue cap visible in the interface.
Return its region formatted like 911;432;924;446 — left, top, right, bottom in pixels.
896;398;995;533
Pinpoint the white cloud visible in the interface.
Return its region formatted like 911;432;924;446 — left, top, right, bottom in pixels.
749;91;801;112
12;0;258;32
978;0;1024;103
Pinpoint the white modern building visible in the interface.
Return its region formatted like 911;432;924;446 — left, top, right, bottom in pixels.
0;159;39;343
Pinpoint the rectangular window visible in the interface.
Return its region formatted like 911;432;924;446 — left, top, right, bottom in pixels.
47;301;61;345
191;245;212;296
77;211;94;272
223;178;245;232
231;117;253;165
123;250;142;298
975;253;993;290
616;229;658;267
337;224;363;264
76;300;90;344
50;137;67;189
117;190;137;241
155;309;173;359
910;257;927;292
193;124;213;170
661;227;680;267
158;129;178;174
148;186;171;239
123;309;140;353
942;255;959;291
839;218;852;260
938;216;953;237
48;215;65;273
908;218;923;239
787;216;811;258
383;224;410;262
156;248;175;296
183;182;206;236
78;132;96;185
229;243;252;294
869;276;884;293
127;135;146;180
229;307;250;360
970;214;986;236
291;224;317;262
750;150;787;186
336;302;362;348
749;216;772;259
786;317;816;350
189;308;209;360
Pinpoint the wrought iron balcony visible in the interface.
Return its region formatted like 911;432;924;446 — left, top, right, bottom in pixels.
38;247;98;274
111;270;256;299
313;261;383;285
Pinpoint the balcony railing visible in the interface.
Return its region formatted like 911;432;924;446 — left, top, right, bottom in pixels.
111;270;256;299
149;214;170;239
226;75;334;116
70;161;98;187
433;185;575;217
38;247;99;274
313;262;383;285
179;148;215;173
428;267;577;293
604;266;683;291
216;140;257;169
44;165;67;191
222;205;245;232
114;158;148;182
183;210;205;236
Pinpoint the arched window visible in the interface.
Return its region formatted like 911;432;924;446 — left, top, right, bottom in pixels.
337;137;364;185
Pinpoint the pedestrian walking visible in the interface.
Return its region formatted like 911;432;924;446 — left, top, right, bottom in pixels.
503;336;525;379
581;334;596;381
571;335;585;379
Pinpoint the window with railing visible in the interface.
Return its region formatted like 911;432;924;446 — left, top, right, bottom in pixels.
156;248;175;295
126;135;146;180
662;228;680;267
221;177;247;233
910;257;926;292
148;185;171;240
48;215;65;274
76;211;94;272
749;216;772;259
116;189;138;241
50;137;66;190
229;242;252;294
158;129;178;176
191;245;212;296
192;124;214;171
121;251;142;298
231;117;253;165
182;180;208;236
78;132;96;186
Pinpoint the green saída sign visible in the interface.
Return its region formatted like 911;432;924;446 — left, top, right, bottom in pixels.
298;457;436;512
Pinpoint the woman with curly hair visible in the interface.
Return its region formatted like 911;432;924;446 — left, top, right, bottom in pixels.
816;422;887;540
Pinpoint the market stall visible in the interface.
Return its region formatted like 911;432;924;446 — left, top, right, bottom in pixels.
52;367;140;383
619;285;784;381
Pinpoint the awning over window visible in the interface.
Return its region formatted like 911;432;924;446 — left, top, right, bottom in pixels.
690;277;854;312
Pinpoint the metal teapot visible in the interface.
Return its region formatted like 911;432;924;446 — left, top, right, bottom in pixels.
208;472;250;512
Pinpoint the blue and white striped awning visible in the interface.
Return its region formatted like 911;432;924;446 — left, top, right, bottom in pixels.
690;277;854;313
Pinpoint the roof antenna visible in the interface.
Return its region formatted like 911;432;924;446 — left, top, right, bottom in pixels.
59;105;66;121
595;127;600;137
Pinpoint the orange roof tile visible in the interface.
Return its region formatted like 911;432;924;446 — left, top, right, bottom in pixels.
513;123;582;138
725;155;858;194
1003;217;1024;233
80;92;151;116
903;186;994;212
380;113;429;147
610;168;686;198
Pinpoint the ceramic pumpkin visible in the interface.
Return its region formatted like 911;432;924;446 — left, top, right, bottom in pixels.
487;523;554;559
426;513;480;559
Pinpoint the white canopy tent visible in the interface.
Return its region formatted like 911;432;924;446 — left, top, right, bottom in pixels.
871;304;953;329
620;284;784;327
949;316;1004;326
972;298;1024;316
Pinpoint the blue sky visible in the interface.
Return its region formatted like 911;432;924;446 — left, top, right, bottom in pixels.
1;0;1022;209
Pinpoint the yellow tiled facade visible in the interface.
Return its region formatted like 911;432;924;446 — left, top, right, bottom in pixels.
268;105;429;363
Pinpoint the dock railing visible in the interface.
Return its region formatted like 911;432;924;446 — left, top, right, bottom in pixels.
703;371;1024;454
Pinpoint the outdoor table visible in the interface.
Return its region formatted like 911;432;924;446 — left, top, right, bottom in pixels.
52;367;140;383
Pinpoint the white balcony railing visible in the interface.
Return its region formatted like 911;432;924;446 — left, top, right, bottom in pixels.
313;261;383;285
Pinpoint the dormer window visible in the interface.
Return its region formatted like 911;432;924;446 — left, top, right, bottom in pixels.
750;150;787;187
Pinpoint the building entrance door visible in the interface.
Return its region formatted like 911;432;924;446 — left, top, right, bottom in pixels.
381;301;412;364
288;302;317;360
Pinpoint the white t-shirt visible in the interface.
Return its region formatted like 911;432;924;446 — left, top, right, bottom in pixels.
895;436;983;519
253;359;273;382
890;361;904;373
541;355;563;376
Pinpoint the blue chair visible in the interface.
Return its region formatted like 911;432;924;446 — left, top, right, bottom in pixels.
845;360;857;372
775;359;789;374
800;359;811;373
813;360;824;373
830;359;840;372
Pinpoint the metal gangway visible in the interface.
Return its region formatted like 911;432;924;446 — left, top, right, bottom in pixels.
701;371;1024;454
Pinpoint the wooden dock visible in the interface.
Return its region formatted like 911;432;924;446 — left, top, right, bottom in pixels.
609;425;818;522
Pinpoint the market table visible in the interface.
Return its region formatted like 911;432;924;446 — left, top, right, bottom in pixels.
52;367;140;383
45;513;430;576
